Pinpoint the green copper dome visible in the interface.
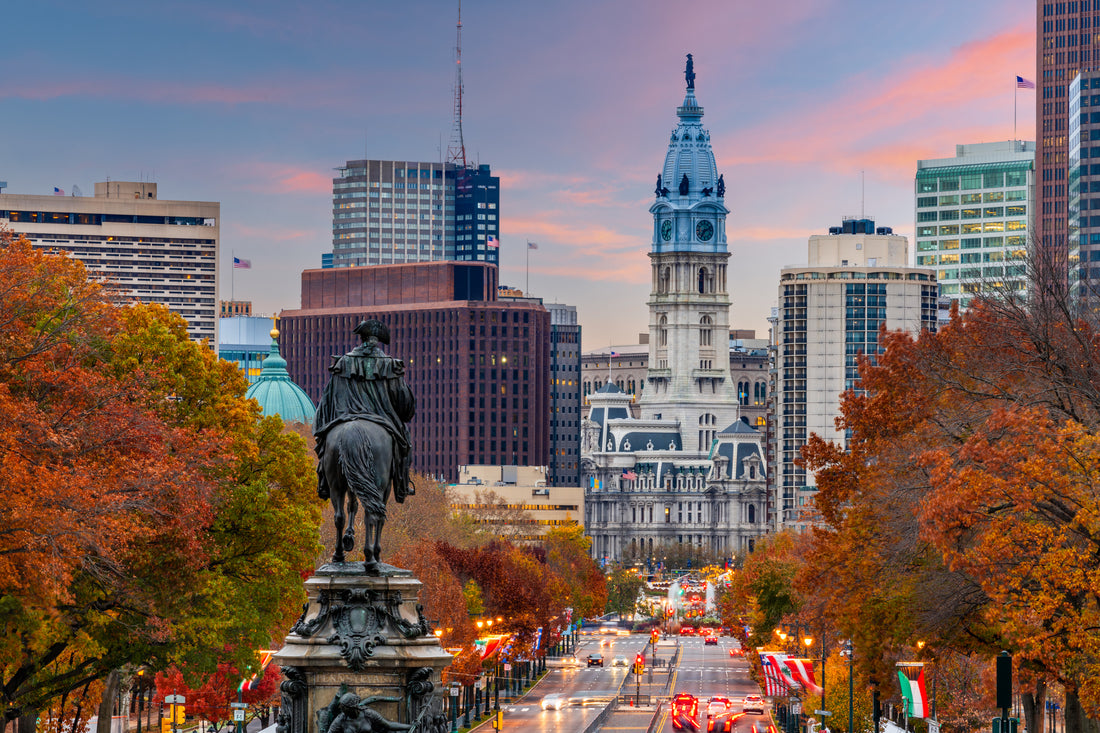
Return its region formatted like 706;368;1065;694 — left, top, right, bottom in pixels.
246;329;315;425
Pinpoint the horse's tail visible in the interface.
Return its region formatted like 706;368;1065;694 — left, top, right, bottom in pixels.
336;426;385;517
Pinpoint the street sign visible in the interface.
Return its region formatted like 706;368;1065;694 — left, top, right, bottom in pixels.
503;663;511;671
816;710;833;716
449;686;460;697
233;711;245;722
928;721;940;733
230;703;248;709
791;703;802;715
164;695;185;705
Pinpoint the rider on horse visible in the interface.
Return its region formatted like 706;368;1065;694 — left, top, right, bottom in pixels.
314;319;415;509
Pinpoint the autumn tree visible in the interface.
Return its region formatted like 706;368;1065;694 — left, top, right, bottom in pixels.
0;232;320;733
800;272;1100;733
605;569;644;620
154;661;280;730
540;525;606;621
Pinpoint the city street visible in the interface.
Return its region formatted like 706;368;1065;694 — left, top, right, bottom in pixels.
488;632;766;733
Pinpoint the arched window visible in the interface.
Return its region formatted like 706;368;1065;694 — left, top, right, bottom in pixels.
659;267;671;294
748;505;756;523
583;381;591;396
748;538;755;552
754;381;767;405
738;380;750;406
659;315;668;346
699;267;708;294
699;315;713;347
627;379;636;394
615;378;625;391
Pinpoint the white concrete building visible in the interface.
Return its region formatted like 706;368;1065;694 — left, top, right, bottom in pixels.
581;60;770;566
0;181;218;342
771;218;939;529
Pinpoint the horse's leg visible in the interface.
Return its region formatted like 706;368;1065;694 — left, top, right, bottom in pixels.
343;492;358;552
331;491;346;564
363;515;376;565
372;518;384;565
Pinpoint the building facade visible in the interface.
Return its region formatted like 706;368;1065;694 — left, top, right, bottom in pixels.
0;181;218;342
582;337;769;428
580;61;770;565
278;261;550;482
219;315;275;384
1036;0;1095;252
547;303;582;487
771;219;939;528
915;141;1034;307
449;465;583;543
1068;69;1100;295
330;160;499;268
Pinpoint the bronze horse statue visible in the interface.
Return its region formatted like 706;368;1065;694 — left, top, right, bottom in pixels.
322;419;396;568
314;319;415;572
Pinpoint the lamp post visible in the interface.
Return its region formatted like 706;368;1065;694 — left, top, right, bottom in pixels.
842;640;853;733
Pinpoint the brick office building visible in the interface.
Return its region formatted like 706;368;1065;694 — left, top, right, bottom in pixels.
279;262;551;482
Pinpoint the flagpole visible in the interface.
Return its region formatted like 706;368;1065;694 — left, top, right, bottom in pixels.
231;249;235;302
1014;77;1018;142
526;240;530;295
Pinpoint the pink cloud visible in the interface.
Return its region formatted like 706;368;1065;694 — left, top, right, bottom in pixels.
230;223;314;242
716;22;1035;177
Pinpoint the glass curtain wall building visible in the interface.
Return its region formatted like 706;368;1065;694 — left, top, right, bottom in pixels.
1067;70;1100;295
330;160;499;267
915;142;1034;308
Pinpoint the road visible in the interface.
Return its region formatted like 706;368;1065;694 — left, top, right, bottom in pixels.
492;633;642;733
491;631;767;733
657;634;769;733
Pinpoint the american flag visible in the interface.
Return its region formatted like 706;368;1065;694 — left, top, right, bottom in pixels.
527;241;538;250
486;235;499;248
53;187;64;196
622;470;638;481
233;257;252;269
1016;76;1035;90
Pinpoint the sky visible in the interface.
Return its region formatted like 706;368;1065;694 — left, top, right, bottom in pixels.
2;0;1035;347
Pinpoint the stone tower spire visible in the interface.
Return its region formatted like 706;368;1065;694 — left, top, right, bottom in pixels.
640;55;740;452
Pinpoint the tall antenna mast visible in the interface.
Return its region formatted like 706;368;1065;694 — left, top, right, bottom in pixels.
445;0;467;169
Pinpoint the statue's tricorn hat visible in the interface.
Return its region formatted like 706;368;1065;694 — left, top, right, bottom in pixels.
353;319;390;344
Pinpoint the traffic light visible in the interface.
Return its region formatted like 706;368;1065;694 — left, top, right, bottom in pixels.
491;710;503;730
634;653;645;674
650;628;660;644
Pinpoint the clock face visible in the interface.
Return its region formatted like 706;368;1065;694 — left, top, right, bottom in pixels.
661;220;673;241
696;220;714;242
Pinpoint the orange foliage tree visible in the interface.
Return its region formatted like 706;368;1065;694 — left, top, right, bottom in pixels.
800;287;1100;733
0;232;320;732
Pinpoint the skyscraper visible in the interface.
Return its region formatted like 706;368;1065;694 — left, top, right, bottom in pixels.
0;181;218;342
278;261;551;482
1036;1;1093;252
770;219;939;528
330;160;499;268
915;141;1034;307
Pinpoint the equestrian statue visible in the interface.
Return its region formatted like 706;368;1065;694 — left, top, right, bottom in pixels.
314;319;415;572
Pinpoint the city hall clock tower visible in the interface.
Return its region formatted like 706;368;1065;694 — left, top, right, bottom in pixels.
640;55;740;451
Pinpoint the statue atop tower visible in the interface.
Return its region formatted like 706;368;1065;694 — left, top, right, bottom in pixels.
685;53;696;90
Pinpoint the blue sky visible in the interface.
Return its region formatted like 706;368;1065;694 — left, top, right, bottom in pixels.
2;0;1034;345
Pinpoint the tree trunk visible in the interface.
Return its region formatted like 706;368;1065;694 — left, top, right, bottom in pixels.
1062;689;1100;733
96;670;121;733
1023;683;1046;733
17;712;38;733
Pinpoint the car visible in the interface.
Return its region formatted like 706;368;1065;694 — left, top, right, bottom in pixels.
541;693;567;710
611;655;629;667
600;638;613;647
704;635;718;646
729;648;744;657
615;628;631;636
672;693;700;731
707;711;745;733
741;694;765;715
679;627;696;636
707;697;732;717
562;656;583;667
587;654;604;667
598;626;619;635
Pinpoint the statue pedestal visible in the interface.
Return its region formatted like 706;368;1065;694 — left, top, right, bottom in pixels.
274;563;452;733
